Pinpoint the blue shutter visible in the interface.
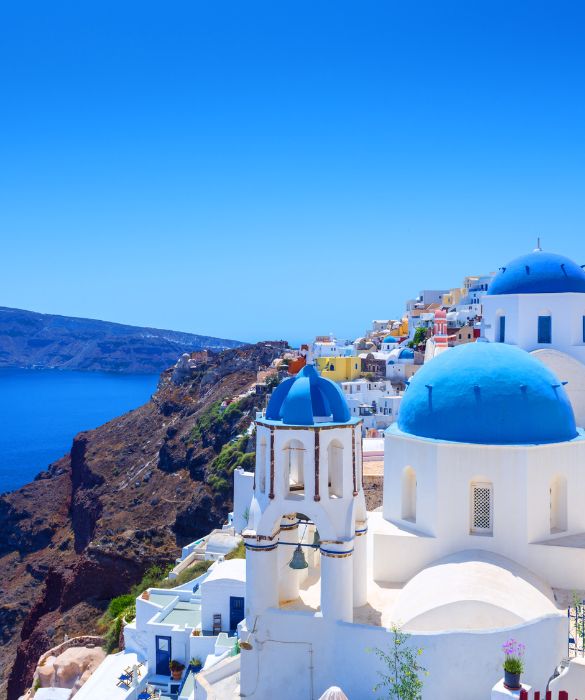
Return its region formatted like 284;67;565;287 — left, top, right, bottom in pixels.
538;316;552;343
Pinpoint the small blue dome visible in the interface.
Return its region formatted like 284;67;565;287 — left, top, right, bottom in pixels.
399;348;414;360
383;335;397;343
488;251;585;295
265;364;351;426
398;343;577;445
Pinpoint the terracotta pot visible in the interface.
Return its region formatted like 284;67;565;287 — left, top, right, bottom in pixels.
171;669;183;681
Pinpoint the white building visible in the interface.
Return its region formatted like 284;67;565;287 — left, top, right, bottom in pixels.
236;341;581;699
406;289;449;340
340;378;401;431
482;248;585;426
311;335;355;358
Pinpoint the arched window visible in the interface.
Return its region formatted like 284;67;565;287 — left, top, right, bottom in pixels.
470;481;493;535
401;466;416;522
258;437;267;493
284;439;305;497
327;440;344;498
550;475;568;533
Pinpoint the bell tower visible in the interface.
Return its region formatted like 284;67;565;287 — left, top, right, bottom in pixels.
243;363;367;625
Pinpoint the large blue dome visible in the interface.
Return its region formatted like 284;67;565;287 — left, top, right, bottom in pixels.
397;342;577;445
265;364;351;426
488;251;585;295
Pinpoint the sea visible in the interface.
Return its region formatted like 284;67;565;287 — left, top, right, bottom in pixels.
0;368;159;493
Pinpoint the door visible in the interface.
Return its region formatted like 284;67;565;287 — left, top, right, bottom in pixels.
155;635;172;676
229;596;245;631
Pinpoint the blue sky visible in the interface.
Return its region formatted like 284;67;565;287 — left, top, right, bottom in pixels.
1;1;584;345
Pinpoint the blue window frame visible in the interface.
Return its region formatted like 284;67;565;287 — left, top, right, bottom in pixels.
538;315;552;344
498;316;506;343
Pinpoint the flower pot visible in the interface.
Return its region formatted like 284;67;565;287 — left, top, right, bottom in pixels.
504;670;521;690
171;669;183;681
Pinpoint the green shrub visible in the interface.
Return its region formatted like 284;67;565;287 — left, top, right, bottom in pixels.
106;594;135;620
130;564;173;597
104;614;124;653
207;436;255;495
162;560;212;587
225;541;246;560
370;625;426;700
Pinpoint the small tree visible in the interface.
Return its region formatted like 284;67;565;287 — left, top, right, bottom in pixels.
371;625;426;700
408;327;427;349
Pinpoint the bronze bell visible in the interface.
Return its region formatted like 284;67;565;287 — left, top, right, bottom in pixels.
289;544;308;569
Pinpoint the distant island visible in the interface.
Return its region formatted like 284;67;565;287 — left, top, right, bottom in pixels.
0;306;243;374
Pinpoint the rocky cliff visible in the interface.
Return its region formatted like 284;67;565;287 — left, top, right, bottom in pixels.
0;341;286;700
0;306;242;373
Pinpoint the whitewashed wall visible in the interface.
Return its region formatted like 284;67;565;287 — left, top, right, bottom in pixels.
239;609;566;700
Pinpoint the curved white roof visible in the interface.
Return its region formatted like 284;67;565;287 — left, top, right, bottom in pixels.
392;550;561;632
203;558;246;584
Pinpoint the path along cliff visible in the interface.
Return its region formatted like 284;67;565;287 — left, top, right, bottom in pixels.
0;341;286;700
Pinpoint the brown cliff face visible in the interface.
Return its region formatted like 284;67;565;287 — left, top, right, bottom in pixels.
0;341;286;700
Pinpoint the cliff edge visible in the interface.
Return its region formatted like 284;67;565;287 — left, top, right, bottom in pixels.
0;341;286;700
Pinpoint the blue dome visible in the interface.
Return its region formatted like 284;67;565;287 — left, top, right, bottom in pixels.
488;251;585;295
265;364;351;426
383;335;397;343
399;348;414;360
398;342;577;445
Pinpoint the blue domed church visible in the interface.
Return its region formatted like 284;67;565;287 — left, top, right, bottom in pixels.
237;336;585;699
482;247;585;426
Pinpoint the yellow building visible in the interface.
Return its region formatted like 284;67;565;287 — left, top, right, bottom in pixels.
389;317;409;337
315;356;361;382
442;287;464;306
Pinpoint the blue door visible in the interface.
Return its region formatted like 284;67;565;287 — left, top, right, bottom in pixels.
229;596;245;631
155;635;172;675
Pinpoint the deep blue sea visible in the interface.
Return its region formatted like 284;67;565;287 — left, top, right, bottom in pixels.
0;368;159;493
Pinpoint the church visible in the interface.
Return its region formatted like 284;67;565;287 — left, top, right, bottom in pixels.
235;249;585;699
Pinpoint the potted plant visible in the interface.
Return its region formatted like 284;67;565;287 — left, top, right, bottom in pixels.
502;639;525;690
169;660;185;681
189;657;203;672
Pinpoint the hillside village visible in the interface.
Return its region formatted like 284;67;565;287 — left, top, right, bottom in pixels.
21;247;585;700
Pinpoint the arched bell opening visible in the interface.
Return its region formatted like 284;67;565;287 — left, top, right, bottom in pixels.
283;439;305;498
274;511;324;613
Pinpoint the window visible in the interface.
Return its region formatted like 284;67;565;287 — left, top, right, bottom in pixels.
329;363;335;371
498;316;506;343
550;475;567;533
401;467;417;522
471;482;493;535
538;315;552;344
328;440;344;498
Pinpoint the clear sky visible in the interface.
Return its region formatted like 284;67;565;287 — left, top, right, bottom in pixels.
1;1;584;345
